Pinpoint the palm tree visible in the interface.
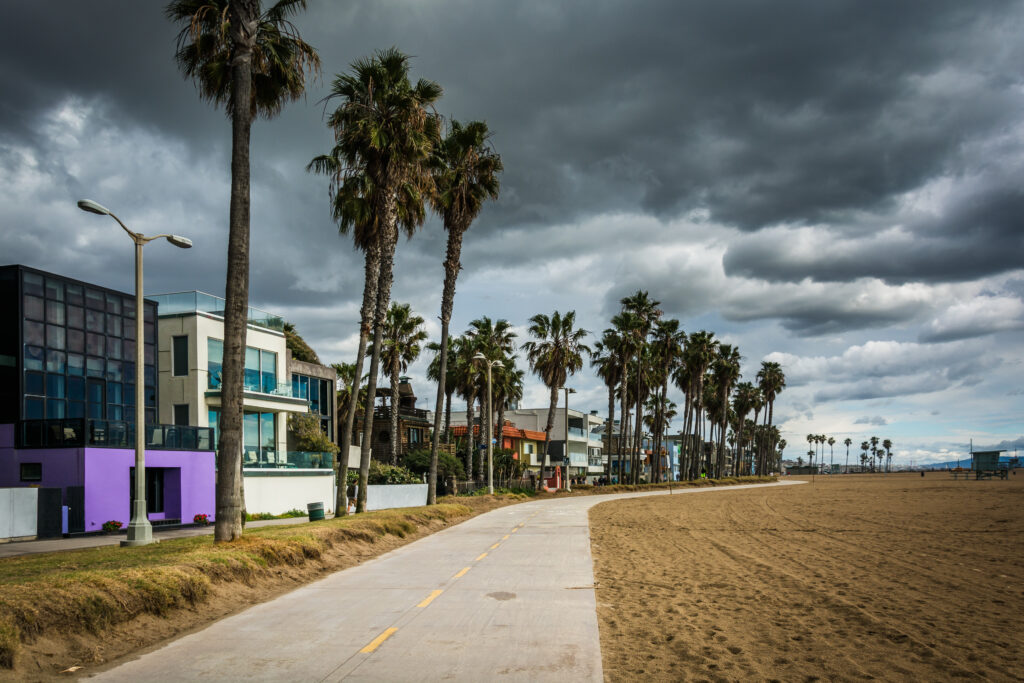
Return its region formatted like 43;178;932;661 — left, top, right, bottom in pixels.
592;330;624;482
730;382;757;476
620;292;662;483
870;435;880;472
426;339;458;444
427;120;502;503
316;48;441;512
756;361;785;474
712;344;741;478
467;316;517;481
843;437;852;473
860;441;870;471
882;438;893;473
680;331;717;477
827;436;835;473
523;311;590;488
492;361;524;468
452;334;481;481
648;319;685;481
168;0;319;541
371;302;427;464
806;434;814;468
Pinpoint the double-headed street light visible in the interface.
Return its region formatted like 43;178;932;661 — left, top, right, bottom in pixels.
563;386;576;492
473;353;503;495
77;199;192;547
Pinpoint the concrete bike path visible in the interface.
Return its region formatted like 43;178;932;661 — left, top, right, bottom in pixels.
91;481;802;682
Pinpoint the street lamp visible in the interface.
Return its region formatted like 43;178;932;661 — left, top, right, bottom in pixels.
473;353;503;495
77;199;191;547
563;386;576;492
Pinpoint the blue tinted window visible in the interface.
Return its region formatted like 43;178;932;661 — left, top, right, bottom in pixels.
46;350;66;374
25;372;44;396
23;272;43;296
24;295;44;320
68;353;85;376
107;382;121;403
46;399;65;419
25;397;43;419
244;347;260;391
46;374;65;398
47;325;65;350
24;346;44;371
261;350;276;393
68;376;85;401
208;339;223;388
87;357;104;377
68;401;84;418
46;301;65;325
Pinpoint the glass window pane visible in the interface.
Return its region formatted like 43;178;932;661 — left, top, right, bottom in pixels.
86;332;105;356
172;336;188;376
144;343;154;365
85;288;104;310
24;345;44;371
245;347;260;391
68;376;85;401
261;350;276;393
25;397;43;419
87;402;103;419
261;412;275;452
46;374;65;398
108;337;121;360
123;338;135;359
244;413;259;453
24;295;44;320
106;314;121;337
144;365;154;388
46;300;65;325
107;382;122;403
86;309;103;332
67;305;84;329
106;294;121;314
322;379;332;415
68;353;85;376
23;272;43;296
66;284;83;306
144;321;155;345
87;357;104;377
208;409;220;447
46;350;66;374
87;379;104;404
144;303;154;323
124;318;136;340
106;360;122;382
124;383;135;406
67;328;84;353
46;325;65;350
25;371;44;395
108;404;122;420
68;401;85;418
207;339;223;388
46;399;65;419
45;278;64;301
25;320;44;346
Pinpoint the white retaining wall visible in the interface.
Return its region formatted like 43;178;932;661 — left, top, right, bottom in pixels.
365;484;428;511
242;471;335;516
1;488;38;540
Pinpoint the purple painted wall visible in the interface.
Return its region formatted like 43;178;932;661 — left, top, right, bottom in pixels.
82;449;214;532
0;424;214;533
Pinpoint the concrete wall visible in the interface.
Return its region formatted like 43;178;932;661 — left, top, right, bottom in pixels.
243;470;335;516
365;484;428;511
0;487;37;540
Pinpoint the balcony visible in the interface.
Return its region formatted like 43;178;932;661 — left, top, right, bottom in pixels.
18;419;214;451
242;449;334;469
151;291;285;332
373;406;430;422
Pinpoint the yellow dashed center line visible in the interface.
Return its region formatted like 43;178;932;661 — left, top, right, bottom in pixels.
502;534;510;540
454;566;471;578
417;589;443;608
360;627;398;653
475;552;488;561
490;542;500;550
510;527;519;533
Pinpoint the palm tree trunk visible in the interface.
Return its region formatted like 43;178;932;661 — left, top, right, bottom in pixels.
389;356;400;466
605;385;615;482
358;214;398;513
632;367;643;484
465;391;476;482
215;0;258;543
541;384;559;489
444;390;452;444
336;238;380;517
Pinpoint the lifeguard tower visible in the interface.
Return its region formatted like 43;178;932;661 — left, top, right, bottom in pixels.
970;450;1009;480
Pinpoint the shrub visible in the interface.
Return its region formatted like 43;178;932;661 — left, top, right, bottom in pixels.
368;460;420;485
279;509;307;518
402;448;465;480
193;513;209;525
101;520;123;533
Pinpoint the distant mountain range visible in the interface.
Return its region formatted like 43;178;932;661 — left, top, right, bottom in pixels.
921;455;1019;470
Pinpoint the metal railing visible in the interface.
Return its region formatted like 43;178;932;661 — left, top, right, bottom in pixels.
373;406;430;421
18;419;214;451
150;291;285;331
242;449;334;469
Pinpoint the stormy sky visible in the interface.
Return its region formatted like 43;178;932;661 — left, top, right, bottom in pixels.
2;1;1022;464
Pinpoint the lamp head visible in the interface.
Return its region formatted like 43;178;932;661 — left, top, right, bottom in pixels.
77;199;111;216
472;352;486;361
166;235;193;249
493;360;504;369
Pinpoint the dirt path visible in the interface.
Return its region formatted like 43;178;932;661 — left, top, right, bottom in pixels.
590;473;1024;681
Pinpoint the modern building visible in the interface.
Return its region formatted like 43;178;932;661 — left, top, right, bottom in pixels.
0;265;214;533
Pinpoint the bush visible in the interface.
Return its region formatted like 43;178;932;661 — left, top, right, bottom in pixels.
279;509;307;518
403;448;465;480
368;460;420;485
101;520;123;533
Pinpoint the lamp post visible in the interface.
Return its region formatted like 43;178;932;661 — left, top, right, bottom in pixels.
77;199;191;547
563;386;576;492
473;353;503;495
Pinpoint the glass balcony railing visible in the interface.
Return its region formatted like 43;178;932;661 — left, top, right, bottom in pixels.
242;449;334;469
18;419;214;451
150;291;285;332
568;427;586;438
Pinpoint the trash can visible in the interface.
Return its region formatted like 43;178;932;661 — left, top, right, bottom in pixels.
307;501;325;521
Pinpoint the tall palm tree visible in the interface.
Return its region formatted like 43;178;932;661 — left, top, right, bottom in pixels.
843;437;852;472
315;48;441;512
648;318;685;481
828;436;836;473
712;344;741;478
467;316;516;481
523;311;590;488
371;302;427;464
679;331;717;477
756;361;785;473
168;0;319;541
451;334;481;481
592;331;624;482
612;311;640;482
882;438;893;473
730;382;756;476
870;435;880;472
621;292;662;483
426;339;458;444
861;440;870;471
427;120;502;503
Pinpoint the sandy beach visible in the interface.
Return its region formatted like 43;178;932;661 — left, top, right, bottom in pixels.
590;473;1024;681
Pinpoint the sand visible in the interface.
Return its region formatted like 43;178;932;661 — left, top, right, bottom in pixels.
590;472;1024;682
